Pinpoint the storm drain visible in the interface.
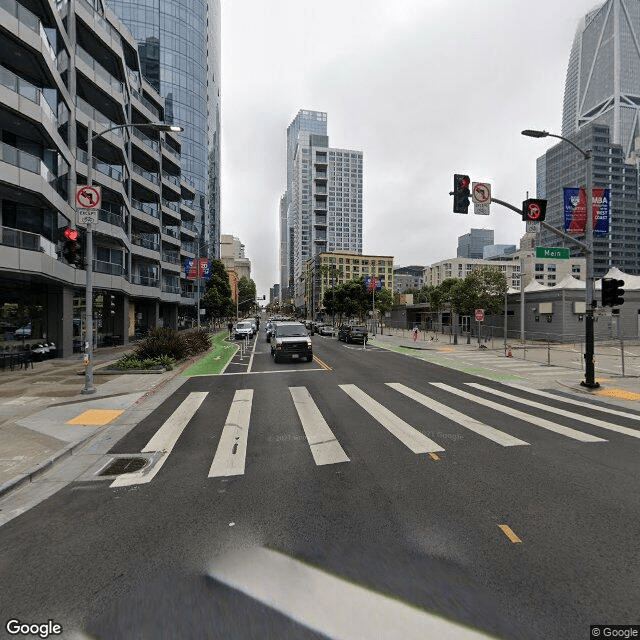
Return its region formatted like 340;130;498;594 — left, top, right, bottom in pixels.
99;456;148;476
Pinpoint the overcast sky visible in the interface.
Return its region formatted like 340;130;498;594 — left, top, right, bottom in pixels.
220;0;595;297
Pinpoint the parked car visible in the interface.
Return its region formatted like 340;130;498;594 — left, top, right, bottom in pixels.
318;324;334;336
271;321;313;363
234;321;254;340
14;324;32;338
338;324;368;344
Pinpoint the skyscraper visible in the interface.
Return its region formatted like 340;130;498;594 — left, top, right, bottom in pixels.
562;0;640;156
109;0;221;258
538;0;640;276
280;110;363;307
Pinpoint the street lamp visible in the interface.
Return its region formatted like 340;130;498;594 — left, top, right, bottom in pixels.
81;120;183;394
521;129;598;389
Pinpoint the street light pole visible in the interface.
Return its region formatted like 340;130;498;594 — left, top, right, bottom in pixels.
521;129;599;388
81;121;183;394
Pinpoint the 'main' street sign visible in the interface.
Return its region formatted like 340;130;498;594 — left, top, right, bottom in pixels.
536;247;570;259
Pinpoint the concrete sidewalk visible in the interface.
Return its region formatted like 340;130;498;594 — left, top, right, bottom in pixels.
369;330;640;402
0;345;190;497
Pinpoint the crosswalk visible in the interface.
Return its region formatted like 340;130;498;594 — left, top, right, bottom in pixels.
108;381;640;487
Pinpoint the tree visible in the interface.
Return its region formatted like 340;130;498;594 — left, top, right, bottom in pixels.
374;287;393;331
202;259;234;321
454;267;508;316
237;277;257;315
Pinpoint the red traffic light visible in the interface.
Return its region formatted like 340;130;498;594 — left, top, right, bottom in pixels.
63;227;79;241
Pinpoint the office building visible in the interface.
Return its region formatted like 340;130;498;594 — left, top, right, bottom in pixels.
457;229;494;259
280;110;363;308
109;0;221;258
305;251;393;317
0;0;199;356
562;0;640;156
536;1;640;276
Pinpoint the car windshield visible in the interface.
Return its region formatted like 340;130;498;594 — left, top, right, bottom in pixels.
351;326;366;331
237;323;251;329
277;325;308;337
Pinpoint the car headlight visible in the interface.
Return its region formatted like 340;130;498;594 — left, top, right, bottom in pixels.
307;339;312;346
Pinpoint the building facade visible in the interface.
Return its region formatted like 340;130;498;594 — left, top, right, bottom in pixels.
537;0;640;277
109;0;221;259
0;0;199;356
304;251;393;317
457;229;494;259
280;110;363;307
393;266;426;293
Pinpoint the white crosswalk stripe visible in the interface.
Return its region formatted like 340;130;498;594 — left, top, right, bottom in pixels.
209;389;253;477
467;383;640;440
107;380;640;486
386;383;529;447
290;386;350;465
111;391;208;487
506;383;640;422
339;384;445;453
431;383;607;443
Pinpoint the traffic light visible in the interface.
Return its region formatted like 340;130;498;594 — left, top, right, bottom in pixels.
62;227;80;266
522;199;547;222
601;278;625;307
452;174;471;214
109;295;116;316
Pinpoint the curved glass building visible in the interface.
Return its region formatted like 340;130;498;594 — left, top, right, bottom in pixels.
109;0;221;257
562;0;640;157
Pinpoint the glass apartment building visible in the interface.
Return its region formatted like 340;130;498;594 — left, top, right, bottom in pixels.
0;0;200;356
281;110;363;308
109;0;221;258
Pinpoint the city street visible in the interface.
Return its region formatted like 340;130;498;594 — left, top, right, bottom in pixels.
1;328;639;639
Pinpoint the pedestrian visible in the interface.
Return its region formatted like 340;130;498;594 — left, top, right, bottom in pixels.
228;319;233;338
413;326;418;342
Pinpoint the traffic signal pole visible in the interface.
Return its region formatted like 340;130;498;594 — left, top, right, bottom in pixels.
489;195;598;389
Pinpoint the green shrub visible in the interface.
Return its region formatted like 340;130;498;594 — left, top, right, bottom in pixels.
113;354;145;370
134;327;210;361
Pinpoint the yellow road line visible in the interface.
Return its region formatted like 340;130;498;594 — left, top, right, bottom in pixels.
67;409;124;425
313;355;332;370
498;524;522;544
428;453;440;461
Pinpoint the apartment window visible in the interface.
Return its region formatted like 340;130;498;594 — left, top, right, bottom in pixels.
547;264;556;272
535;263;544;272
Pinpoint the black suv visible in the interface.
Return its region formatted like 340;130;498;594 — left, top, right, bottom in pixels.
271;322;313;363
338;324;368;344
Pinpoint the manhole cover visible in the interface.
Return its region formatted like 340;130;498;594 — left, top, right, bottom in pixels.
99;457;148;476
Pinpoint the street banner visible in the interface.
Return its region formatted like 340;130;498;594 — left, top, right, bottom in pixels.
184;258;211;280
365;275;384;291
563;188;610;235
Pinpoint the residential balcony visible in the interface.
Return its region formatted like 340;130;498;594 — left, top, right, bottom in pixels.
130;273;159;288
76;46;123;96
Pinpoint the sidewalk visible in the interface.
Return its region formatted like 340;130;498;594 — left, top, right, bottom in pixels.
370;330;640;402
0;345;189;497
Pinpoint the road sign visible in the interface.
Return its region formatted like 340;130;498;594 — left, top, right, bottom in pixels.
75;185;101;209
535;247;570;259
474;202;490;215
475;309;484;322
472;182;491;204
77;210;98;225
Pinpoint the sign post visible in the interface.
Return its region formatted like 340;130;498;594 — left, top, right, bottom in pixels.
475;309;484;346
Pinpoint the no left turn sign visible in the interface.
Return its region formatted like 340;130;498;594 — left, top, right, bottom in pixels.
75;185;101;209
472;182;491;204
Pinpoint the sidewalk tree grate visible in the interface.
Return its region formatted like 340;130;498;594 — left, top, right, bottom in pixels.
99;456;148;476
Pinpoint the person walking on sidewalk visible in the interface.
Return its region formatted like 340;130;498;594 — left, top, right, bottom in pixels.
413;326;419;342
228;319;233;339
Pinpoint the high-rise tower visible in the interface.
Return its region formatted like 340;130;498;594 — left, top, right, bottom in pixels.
562;0;640;157
538;0;640;276
109;0;221;258
279;110;363;307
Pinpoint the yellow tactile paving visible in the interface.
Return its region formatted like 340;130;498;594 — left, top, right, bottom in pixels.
67;409;124;425
594;389;640;401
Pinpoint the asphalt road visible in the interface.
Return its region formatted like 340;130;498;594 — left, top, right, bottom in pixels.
1;328;639;639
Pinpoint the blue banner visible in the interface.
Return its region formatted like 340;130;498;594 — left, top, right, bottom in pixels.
563;188;610;236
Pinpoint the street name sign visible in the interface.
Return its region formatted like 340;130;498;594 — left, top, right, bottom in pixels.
536;247;570;259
